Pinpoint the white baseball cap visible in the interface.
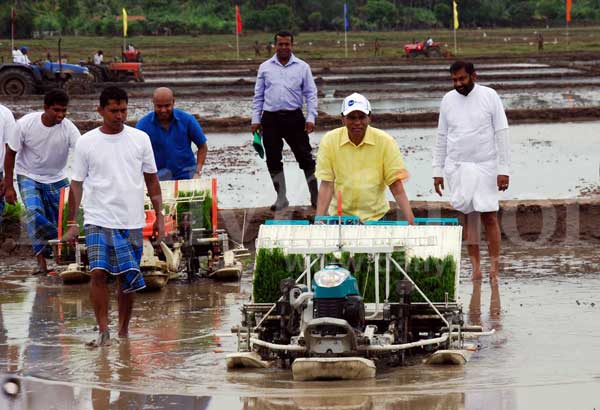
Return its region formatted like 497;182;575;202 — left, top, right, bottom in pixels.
341;93;371;116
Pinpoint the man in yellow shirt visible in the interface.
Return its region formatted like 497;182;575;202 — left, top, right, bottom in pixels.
315;93;414;223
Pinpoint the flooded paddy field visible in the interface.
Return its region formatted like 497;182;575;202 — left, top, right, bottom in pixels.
185;122;599;208
4;56;600;133
1;244;598;409
1;55;599;409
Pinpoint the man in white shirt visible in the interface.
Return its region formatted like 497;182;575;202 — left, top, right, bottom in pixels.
11;47;23;64
0;104;17;226
18;47;31;65
93;50;103;65
433;61;510;281
3;89;80;275
65;87;164;347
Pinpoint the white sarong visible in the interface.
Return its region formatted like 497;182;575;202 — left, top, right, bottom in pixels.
444;158;499;214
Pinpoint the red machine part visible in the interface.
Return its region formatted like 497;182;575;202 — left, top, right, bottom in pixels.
108;62;143;81
143;210;176;239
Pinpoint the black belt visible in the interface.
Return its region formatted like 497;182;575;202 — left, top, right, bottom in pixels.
264;109;301;116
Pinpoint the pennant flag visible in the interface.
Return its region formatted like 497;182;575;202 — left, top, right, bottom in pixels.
122;8;128;37
453;1;459;30
236;5;242;34
566;0;572;23
344;3;349;31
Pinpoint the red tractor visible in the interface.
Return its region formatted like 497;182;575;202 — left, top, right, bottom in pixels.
84;62;144;83
404;41;443;58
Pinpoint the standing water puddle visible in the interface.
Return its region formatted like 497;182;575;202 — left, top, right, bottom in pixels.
0;245;598;409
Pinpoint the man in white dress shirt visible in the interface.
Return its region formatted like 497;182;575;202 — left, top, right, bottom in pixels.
433;61;510;281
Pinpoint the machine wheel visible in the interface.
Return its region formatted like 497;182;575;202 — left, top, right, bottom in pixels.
0;68;36;96
65;77;94;95
408;51;419;58
426;47;442;58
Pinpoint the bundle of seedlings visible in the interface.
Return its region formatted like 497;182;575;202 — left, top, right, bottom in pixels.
253;248;456;304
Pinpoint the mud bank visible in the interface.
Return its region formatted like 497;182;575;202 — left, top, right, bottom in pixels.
144;51;600;70
15;106;596;134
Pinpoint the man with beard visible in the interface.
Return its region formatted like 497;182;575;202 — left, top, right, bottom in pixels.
251;31;319;211
136;87;208;181
315;93;414;224
3;89;80;275
433;61;510;281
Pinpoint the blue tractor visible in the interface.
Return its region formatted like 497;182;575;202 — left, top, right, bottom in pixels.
0;61;94;96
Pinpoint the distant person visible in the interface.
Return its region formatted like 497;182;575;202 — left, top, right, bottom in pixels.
433;61;510;281
374;38;381;56
251;31;319;211
93;50;104;65
3;89;80;275
0;104;18;227
45;49;52;62
12;47;23;63
315;93;414;223
266;42;273;55
425;37;434;49
136;87;208;181
17;47;31;64
127;44;135;52
65;86;164;347
537;32;544;52
253;41;261;57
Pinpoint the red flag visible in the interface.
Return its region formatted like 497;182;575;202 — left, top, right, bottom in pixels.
235;5;242;34
566;0;572;23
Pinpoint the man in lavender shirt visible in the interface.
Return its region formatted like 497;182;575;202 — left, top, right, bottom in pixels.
251;31;319;211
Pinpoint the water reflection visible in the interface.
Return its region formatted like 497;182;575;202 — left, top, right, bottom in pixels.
467;279;502;331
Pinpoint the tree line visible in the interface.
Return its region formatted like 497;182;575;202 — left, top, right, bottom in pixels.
1;0;598;38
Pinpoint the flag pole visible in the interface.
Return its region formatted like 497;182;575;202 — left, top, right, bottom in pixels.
235;5;241;60
565;0;571;51
452;0;458;55
345;27;348;58
11;8;15;50
344;3;348;58
453;27;457;55
122;8;127;55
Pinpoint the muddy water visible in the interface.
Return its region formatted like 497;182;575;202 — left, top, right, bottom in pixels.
1;244;599;409
6;87;600;122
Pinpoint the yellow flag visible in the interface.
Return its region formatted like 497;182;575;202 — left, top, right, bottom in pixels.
453;1;459;30
122;8;128;37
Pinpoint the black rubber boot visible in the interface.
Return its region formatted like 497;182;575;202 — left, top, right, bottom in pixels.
304;169;319;209
269;171;289;211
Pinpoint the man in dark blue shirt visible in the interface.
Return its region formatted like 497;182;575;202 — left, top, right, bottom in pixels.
136;87;208;181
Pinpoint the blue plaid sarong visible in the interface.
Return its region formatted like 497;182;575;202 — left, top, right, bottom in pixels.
17;175;69;256
84;225;146;293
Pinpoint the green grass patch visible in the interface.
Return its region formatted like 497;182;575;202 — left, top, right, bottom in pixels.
13;26;600;63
